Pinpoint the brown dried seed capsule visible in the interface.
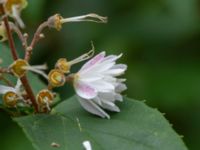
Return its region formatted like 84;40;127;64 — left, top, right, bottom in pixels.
48;69;66;87
3;91;18;107
36;89;54;106
55;58;70;73
10;59;29;77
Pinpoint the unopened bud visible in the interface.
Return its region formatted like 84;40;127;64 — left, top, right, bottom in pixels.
23;33;28;38
39;33;45;39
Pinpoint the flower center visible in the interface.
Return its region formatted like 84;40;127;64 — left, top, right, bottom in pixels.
48;69;66;87
3;91;18;107
10;59;29;77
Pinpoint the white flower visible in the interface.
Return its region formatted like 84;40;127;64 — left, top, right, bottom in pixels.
83;141;92;150
73;52;127;119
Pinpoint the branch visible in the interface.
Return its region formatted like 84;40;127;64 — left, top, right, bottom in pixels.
25;21;48;61
0;4;39;113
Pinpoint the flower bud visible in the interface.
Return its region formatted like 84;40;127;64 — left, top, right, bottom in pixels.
10;59;29;78
55;58;70;73
3;91;18;107
48;69;66;87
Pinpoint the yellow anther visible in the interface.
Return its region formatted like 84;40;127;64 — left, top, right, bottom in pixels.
48;69;66;87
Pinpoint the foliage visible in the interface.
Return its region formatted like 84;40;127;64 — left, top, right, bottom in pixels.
14;96;187;150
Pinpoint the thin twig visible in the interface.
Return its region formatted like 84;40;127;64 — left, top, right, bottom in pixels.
0;5;18;60
25;21;48;61
0;67;11;74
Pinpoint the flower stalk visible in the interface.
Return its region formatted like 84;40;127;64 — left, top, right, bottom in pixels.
0;4;39;112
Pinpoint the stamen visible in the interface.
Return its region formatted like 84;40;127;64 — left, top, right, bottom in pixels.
12;5;25;28
30;64;48;70
15;79;22;93
44;98;51;111
61;13;107;24
70;42;95;65
23;65;48;80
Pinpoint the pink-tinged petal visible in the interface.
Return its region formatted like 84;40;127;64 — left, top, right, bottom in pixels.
77;96;110;119
80;52;105;72
88;80;115;92
74;81;97;99
87;61;115;73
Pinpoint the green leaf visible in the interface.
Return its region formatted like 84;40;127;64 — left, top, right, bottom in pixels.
14;96;187;150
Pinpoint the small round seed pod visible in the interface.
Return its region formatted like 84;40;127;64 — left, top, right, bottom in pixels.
10;59;29;78
3;91;19;107
36;89;54;108
48;69;66;87
55;58;70;73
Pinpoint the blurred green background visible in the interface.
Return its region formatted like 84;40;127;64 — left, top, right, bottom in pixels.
1;0;200;149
